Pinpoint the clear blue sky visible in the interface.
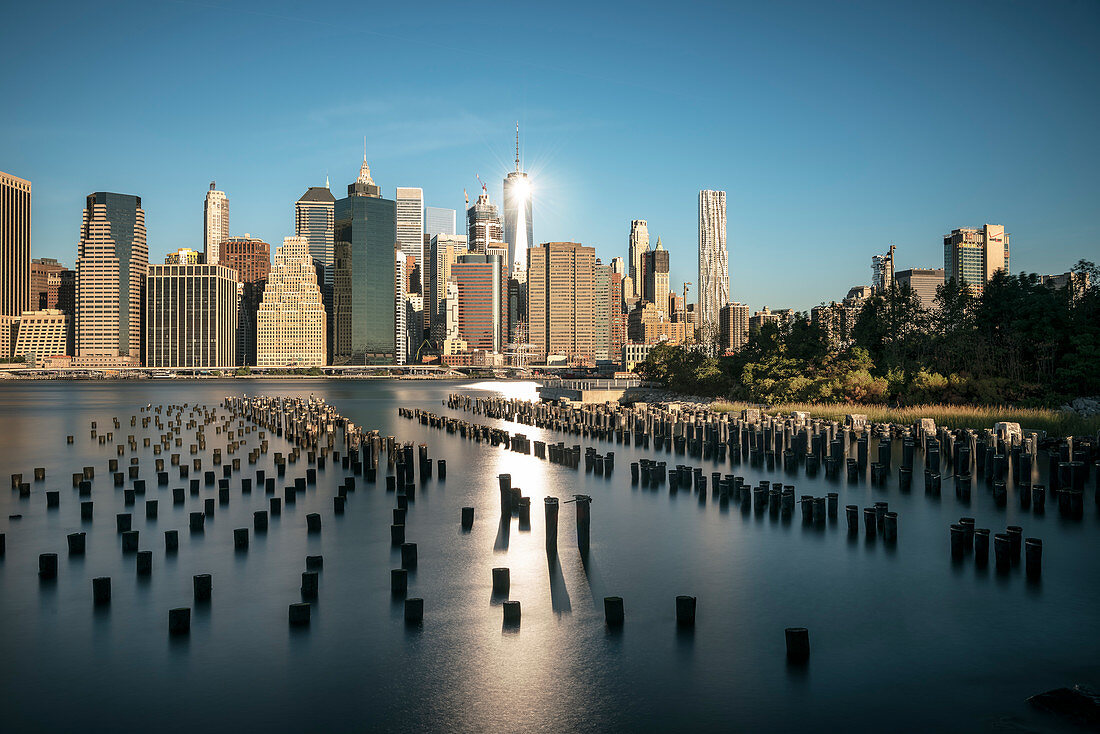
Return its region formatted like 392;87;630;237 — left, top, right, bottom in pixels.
3;0;1097;311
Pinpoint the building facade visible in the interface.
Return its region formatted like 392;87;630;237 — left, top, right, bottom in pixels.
1;171;31;318
527;241;596;366
428;233;469;345
146;264;238;368
642;240;670;311
425;206;456;237
871;245;896;293
296;186;335;281
395;187;424;287
466;188;503;255
30;257;74;313
895;267;944;309
718;301;749;352
75;192;148;367
13;309;72;367
219;235;270;366
332;158;397;364
698;190;729;349
256;236;326;367
203;182;229;265
452;253;504;353
165;248;202;265
944;224;1009;295
628;219;649;301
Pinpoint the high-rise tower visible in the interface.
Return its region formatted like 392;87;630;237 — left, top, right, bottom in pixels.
75;192;148;367
333;154;397;364
628;220;649;300
203;182;229;265
395;187;424;288
944;225;1009;296
466;183;503;255
698;190;729;350
1;172;31;319
503;123;533;280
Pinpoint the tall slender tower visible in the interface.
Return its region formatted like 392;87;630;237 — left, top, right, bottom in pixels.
75;192;148;366
697;190;729;350
333;154;397;364
0;171;31;318
466;184;503;255
628;220;649;300
203;182;229;265
395;187;424;288
503;123;533;280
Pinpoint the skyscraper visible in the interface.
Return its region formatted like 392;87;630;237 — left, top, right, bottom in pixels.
296;186;336;280
871;244;896;293
75;192;148;367
642;239;670;310
527;242;596;366
466;186;503;255
30;257;73;313
146;263;238;368
395;187;424;287
698;190;729;349
628;220;649;301
395;250;407;365
425;207;457;237
944;225;1009;295
1;171;31;318
452;253;504;353
333;156;397;364
220;235;271;365
203;182;229;266
428;233;468;345
256;236;326;367
503;123;533;280
593;261;610;361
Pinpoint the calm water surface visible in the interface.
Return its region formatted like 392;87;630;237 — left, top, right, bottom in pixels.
0;379;1096;733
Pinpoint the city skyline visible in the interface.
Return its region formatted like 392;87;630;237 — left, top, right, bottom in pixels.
2;1;1096;312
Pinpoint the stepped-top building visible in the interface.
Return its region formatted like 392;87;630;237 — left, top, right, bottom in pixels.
256;236;326;367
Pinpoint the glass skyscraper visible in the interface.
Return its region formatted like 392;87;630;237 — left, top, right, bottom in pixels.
333;158;397;364
425;206;456;237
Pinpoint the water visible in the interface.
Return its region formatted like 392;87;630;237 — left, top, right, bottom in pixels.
0;379;1096;733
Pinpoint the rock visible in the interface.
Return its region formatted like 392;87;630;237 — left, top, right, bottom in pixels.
1028;685;1100;728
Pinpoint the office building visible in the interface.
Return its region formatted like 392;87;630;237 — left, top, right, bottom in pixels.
452;253;505;353
503;124;533;280
219;235;270;366
332;156;397;364
872;245;896;293
13;309;72;367
425;206;457;237
296;185;335;279
593;261;610;361
1;171;31;317
627;302;689;346
395;251;407;366
203;182;229;265
622;342;655;369
527;241;596;366
30;258;74;313
395;187;424;287
74;192;148;368
895;268;944;309
943;224;1009;295
466;186;503;255
428;234;468;345
256;236;326;367
165;248;202;265
406;294;424;363
718;302;749;352
146;263;238;368
642;239;670;310
628;220;649;301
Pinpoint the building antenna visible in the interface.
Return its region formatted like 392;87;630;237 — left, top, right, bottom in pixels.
515;121;520;173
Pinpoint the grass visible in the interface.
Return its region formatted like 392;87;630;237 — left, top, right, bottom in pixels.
706;400;1100;438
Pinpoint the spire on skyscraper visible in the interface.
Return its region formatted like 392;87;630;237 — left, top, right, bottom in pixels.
515;121;520;173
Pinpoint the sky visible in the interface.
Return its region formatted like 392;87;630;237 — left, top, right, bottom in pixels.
2;0;1098;311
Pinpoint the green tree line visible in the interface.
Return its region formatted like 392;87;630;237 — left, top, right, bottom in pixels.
637;261;1100;407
